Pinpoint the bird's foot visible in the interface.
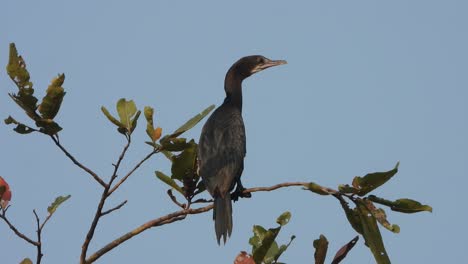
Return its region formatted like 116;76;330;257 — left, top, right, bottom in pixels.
231;186;251;202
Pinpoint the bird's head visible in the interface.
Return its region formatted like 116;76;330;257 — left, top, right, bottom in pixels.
229;55;287;80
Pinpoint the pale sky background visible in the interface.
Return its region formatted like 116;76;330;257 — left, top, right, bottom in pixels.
1;1;467;263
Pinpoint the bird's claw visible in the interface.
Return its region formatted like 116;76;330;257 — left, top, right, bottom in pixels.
231;186;251;202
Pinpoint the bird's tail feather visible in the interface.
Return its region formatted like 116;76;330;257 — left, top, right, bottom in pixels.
214;193;232;244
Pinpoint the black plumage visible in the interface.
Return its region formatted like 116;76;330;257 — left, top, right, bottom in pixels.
198;55;286;244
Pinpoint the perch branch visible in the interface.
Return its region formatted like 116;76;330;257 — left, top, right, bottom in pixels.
243;182;309;193
86;181;313;263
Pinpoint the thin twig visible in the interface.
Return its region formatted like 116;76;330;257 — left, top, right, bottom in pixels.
107;149;158;196
50;135;106;188
0;210;38;246
39;213;53;231
33;210;44;264
167;190;186;209
102;200;128;216
107;136;132;189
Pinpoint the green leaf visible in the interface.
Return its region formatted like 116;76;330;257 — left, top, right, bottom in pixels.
130;110;141;133
276;211;291;226
336;196;363;234
7;43;33;90
338;184;359;194
170;104;215;138
351;162;399;196
331;236;359;264
144;106;154;125
356;200;391;264
252;226;281;264
19;258;33;264
155;171;184;195
161;150;174;160
47;195;71;215
274;235;295;263
7;44;39;120
171;140;197;181
263;240;279;264
116;98;137;131
249;225;267;250
160;137;190;151
4;116;35;134
101;106;125;128
38;74;66;119
313;234;329;264
306;182;336;195
368;195;432;213
363;199;400;233
35;119;62;135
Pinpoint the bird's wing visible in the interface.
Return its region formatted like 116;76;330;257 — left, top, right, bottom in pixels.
198;107;246;197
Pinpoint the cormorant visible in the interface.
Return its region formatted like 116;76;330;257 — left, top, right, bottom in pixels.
198;55;287;244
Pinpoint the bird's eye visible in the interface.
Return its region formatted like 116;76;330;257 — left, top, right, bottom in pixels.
257;57;263;63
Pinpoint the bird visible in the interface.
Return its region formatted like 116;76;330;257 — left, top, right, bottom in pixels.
198;55;287;244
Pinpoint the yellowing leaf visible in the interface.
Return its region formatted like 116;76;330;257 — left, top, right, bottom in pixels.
38;74;66;119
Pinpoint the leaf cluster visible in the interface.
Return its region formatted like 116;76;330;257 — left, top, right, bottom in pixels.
247;212;295;264
5;43;66;135
305;162;432;264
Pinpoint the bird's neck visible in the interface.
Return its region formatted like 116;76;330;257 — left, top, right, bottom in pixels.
224;71;243;111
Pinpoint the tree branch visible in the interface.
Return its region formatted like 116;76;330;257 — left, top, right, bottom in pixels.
107;149;158;196
0;210;39;246
243;182;309;193
85;204;213;263
107;135;132;188
85;181;314;263
167;189;186;209
33;210;44;264
50;135;106;188
81;136;134;263
102;200;128;217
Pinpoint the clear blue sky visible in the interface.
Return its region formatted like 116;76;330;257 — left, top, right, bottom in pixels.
1;1;467;263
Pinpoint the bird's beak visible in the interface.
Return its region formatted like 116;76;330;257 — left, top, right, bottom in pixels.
253;59;288;73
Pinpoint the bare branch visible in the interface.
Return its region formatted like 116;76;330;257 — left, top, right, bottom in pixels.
50;135;106;188
81;136;134;263
243;182;309;193
39;213;53;231
33;210;44;264
85;204;213;263
86;181;315;263
102;200;128;217
80;189;108;264
0;210;38;246
107;149;158;196
107;136;132;188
